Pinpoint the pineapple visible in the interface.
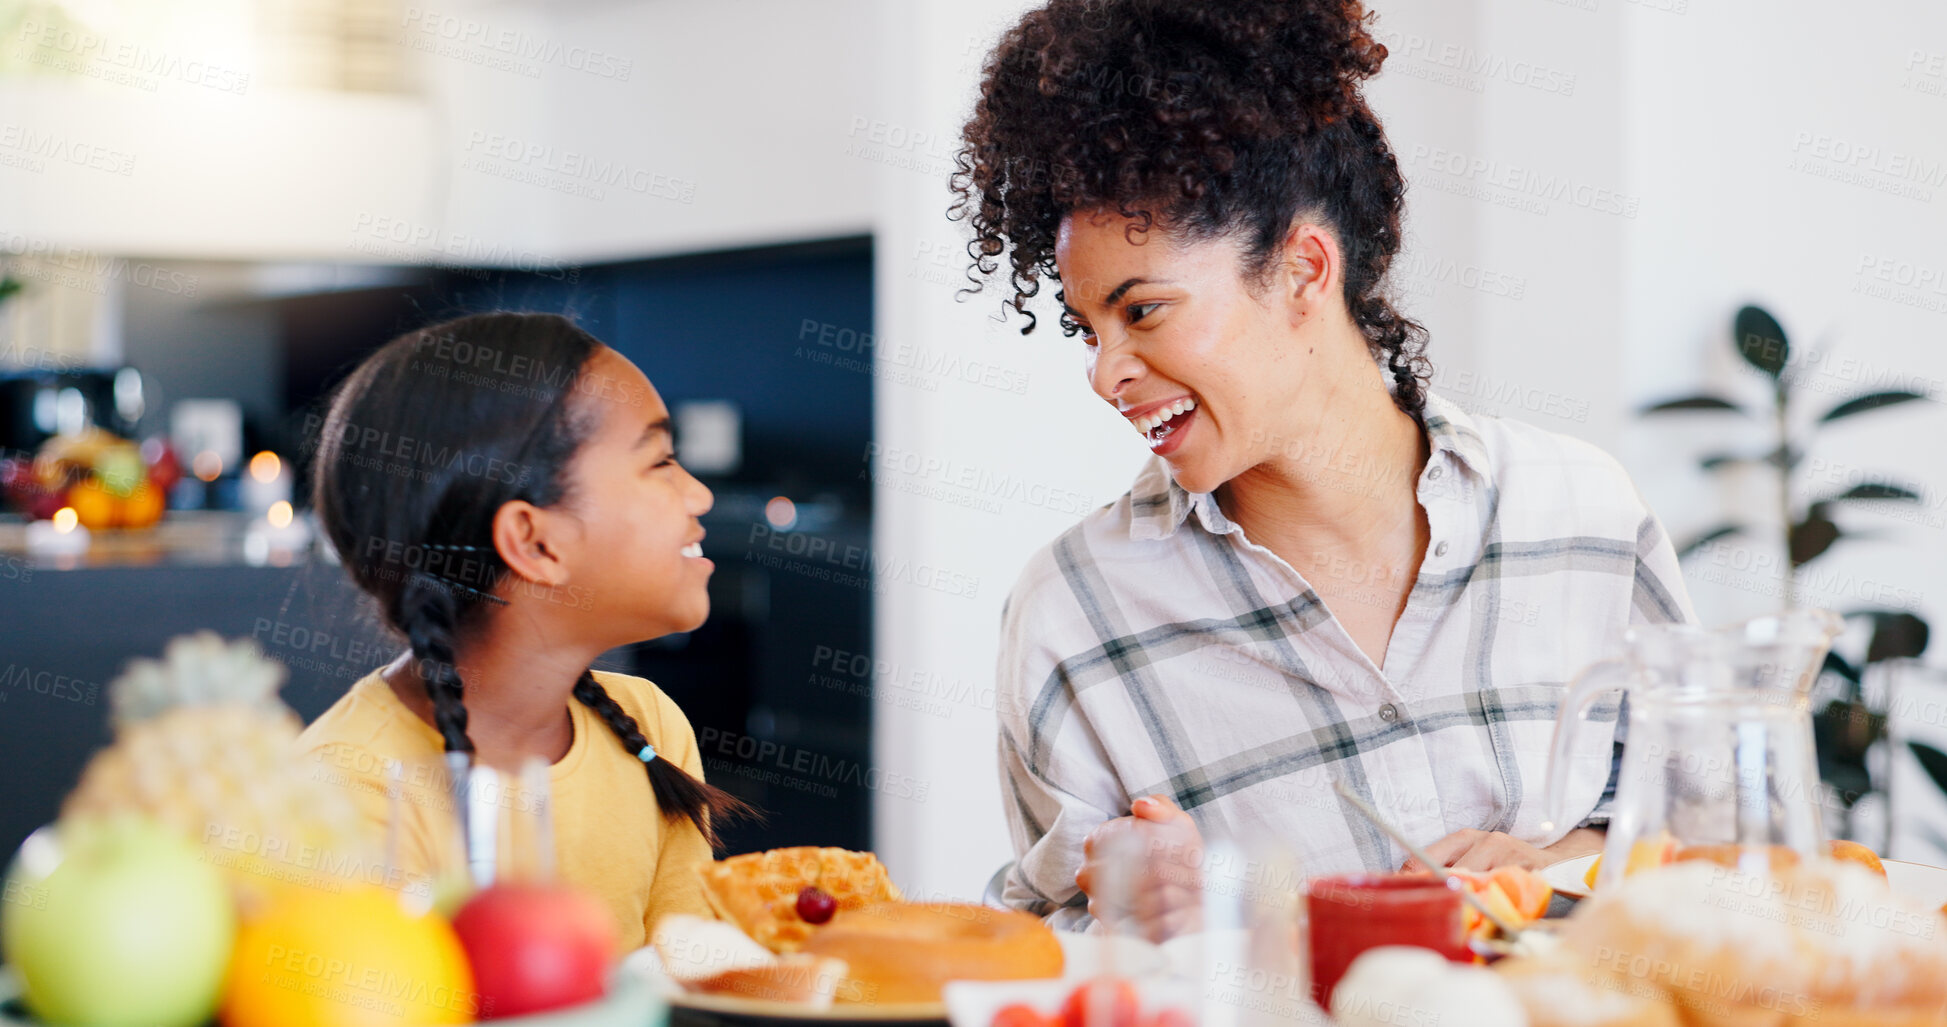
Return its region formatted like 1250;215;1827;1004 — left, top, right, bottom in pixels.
62;632;379;914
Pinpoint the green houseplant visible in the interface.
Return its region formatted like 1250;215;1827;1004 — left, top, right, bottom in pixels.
1641;304;1932;822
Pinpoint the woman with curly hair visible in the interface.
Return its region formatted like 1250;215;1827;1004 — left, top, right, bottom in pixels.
954;0;1695;938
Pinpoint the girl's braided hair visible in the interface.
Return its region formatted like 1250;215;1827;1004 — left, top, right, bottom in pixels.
311;311;752;847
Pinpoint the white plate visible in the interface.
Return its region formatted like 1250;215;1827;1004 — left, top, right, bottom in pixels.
623;930;1167;1022
1538;853;1598;899
1539;852;1947;905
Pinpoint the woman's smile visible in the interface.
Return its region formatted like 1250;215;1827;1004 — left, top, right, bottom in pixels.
1121;395;1200;454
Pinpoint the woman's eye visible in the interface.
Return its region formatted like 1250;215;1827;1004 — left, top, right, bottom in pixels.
1127;302;1160;325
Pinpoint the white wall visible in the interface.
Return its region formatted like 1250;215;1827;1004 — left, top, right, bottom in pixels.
0;83;438;259
514;0;881;262
1617;0;1947;635
0;0;878;265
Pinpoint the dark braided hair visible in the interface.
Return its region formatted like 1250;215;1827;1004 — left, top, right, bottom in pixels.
310;311;752;847
948;0;1433;415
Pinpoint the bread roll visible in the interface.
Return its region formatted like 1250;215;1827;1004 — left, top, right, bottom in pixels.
800;902;1064;1005
1494;951;1681;1027
1554;860;1947;1026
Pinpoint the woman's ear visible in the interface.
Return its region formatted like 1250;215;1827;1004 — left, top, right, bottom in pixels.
492;500;574;587
1278;219;1338;311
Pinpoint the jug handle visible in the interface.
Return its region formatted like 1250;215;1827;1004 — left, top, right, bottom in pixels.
1541;658;1633;835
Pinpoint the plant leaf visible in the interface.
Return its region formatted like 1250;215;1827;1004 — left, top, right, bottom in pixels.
1733;305;1790;378
1863;611;1930;664
1826;482;1923;503
1676;523;1744;559
1789;507;1842;567
0;276;22;303
1821;390;1929;423
1699;452;1753;471
1908;741;1947;796
1641;395;1745;415
1822;650;1861;687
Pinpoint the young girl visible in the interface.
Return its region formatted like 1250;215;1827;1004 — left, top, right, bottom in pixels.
296;311;749;948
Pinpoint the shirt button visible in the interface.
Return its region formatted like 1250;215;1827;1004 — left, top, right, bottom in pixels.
1435;541;1450;557
1378;703;1400;723
1426;466;1443;481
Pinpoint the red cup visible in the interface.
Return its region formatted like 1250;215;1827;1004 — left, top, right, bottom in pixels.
1304;873;1473;1011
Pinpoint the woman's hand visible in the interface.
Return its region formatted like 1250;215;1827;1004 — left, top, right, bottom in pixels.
1074;794;1204;941
1401;827;1605;873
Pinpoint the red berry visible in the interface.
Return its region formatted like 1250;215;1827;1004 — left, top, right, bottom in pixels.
992;1003;1053;1027
1059;978;1140;1027
796;886;837;924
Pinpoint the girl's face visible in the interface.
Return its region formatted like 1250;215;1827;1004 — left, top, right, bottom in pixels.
1054;209;1328;495
559;347;715;638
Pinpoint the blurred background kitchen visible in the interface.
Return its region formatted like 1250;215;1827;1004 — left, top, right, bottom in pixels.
1;0;1943;902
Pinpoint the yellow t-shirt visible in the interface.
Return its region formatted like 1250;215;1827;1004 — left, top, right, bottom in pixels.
295;668;717;949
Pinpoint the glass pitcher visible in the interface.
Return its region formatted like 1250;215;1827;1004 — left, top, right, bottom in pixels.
1543;609;1843;889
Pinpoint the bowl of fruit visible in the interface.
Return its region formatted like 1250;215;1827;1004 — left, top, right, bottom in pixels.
0;429;177;529
0;634;665;1027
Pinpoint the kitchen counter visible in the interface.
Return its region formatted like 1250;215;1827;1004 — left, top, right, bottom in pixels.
0;510;314;568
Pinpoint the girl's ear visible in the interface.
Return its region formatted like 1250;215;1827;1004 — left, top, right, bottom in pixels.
492;500;574;587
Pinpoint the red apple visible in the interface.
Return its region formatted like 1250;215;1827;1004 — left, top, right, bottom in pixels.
140;437;181;493
25;484;69;521
2;457;64;519
450;883;616;1019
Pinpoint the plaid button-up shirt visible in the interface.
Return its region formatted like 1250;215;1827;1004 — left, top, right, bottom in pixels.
995;393;1696;927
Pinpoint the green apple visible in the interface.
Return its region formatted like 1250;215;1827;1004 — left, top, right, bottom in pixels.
2;818;236;1027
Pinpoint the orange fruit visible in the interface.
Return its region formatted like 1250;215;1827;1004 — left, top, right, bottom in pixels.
1487;866;1553;920
1445;866;1551;936
221;885;476;1027
1585;835;1678;890
1828;840;1886;878
66;478;119;529
120;480;165;529
1671;843;1800;872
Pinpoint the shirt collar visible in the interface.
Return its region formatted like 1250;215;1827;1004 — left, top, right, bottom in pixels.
1127;390;1491;543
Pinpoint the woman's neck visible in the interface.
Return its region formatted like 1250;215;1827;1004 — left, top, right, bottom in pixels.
1217;350;1429;559
383;611;599;767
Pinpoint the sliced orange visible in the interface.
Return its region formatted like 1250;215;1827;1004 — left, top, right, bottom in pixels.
1584;835;1676;891
1487;866;1553;920
1450;870;1534;939
1828;840;1887;878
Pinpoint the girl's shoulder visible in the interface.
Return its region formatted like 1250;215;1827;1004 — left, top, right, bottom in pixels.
297;669;439;760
